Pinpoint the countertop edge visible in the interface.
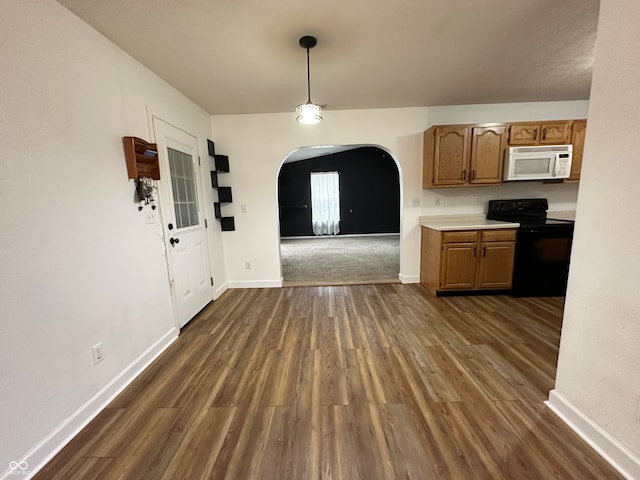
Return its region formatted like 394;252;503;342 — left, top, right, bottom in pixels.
419;214;520;231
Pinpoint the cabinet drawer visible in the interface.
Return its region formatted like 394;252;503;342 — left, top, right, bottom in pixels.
481;229;517;242
442;231;478;243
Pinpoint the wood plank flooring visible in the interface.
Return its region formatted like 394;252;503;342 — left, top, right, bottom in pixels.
35;285;623;479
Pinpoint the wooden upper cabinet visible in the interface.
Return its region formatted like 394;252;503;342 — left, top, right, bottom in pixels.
508;124;540;145
423;119;580;188
508;121;572;146
469;126;507;184
540;122;571;144
432;127;470;186
423;124;504;188
568;120;587;181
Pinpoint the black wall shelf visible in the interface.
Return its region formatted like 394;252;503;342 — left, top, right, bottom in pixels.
217;186;233;203
214;155;230;173
220;217;235;231
208;139;235;231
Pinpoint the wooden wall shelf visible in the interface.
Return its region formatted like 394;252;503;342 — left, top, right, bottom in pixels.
123;136;160;180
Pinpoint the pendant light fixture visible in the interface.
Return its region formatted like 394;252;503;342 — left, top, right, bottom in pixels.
296;35;322;125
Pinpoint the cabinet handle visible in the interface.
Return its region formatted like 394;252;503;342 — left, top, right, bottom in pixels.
473;246;477;257
472;170;475;181
542;127;547;139
483;246;487;257
463;170;467;181
533;129;537;141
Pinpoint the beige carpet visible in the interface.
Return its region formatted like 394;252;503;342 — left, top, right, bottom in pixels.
280;235;400;286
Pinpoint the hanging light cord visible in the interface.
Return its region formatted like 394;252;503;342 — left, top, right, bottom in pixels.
306;47;312;104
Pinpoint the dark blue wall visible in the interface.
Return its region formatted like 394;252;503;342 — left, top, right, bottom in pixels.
278;146;400;237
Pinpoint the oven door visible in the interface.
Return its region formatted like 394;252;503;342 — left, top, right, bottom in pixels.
512;225;574;297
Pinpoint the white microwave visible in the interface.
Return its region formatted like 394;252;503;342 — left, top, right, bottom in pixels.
504;145;572;181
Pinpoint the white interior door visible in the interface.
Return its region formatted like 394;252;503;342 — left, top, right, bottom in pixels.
153;117;212;328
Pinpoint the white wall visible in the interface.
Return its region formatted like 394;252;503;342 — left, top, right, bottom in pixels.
211;101;588;286
549;0;640;476
211;108;429;285
0;1;225;475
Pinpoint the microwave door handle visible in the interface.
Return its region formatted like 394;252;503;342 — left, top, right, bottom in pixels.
551;154;557;177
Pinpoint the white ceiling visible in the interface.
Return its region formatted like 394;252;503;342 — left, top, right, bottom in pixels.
56;0;600;116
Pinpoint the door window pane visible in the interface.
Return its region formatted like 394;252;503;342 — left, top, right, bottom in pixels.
168;147;199;228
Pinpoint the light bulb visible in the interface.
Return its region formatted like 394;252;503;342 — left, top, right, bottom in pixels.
296;103;323;125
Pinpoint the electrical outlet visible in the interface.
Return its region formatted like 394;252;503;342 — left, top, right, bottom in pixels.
476;197;481;205
435;197;441;206
92;343;104;365
240;204;247;214
245;262;251;270
412;197;421;207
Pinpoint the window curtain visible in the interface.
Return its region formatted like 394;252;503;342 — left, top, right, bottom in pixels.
310;172;340;235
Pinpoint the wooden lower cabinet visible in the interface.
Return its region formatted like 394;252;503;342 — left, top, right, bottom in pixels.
477;241;516;288
421;227;516;294
441;242;477;289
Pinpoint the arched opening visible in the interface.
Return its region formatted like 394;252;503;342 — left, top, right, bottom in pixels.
277;145;402;286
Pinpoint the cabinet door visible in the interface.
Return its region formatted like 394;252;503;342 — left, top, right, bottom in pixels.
540;122;571;144
508;124;540;145
441;243;477;290
477;241;515;289
470;126;507;184
433;127;470;186
568;120;587;181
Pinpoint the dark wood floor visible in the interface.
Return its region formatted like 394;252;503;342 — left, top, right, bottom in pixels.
35;285;622;479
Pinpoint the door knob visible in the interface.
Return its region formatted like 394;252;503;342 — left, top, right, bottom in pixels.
170;237;180;246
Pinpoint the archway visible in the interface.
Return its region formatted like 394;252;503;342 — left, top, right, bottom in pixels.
277;145;402;285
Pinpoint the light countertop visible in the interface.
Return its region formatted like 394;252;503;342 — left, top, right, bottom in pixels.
419;214;520;231
547;210;576;221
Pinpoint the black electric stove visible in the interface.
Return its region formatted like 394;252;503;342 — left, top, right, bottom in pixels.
487;199;574;297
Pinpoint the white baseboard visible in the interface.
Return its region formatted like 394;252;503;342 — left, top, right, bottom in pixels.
214;282;228;299
546;389;640;480
399;273;420;284
2;328;179;480
280;233;400;240
227;278;283;289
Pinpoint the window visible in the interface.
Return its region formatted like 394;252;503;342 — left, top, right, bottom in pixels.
310;172;340;235
168;147;199;228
